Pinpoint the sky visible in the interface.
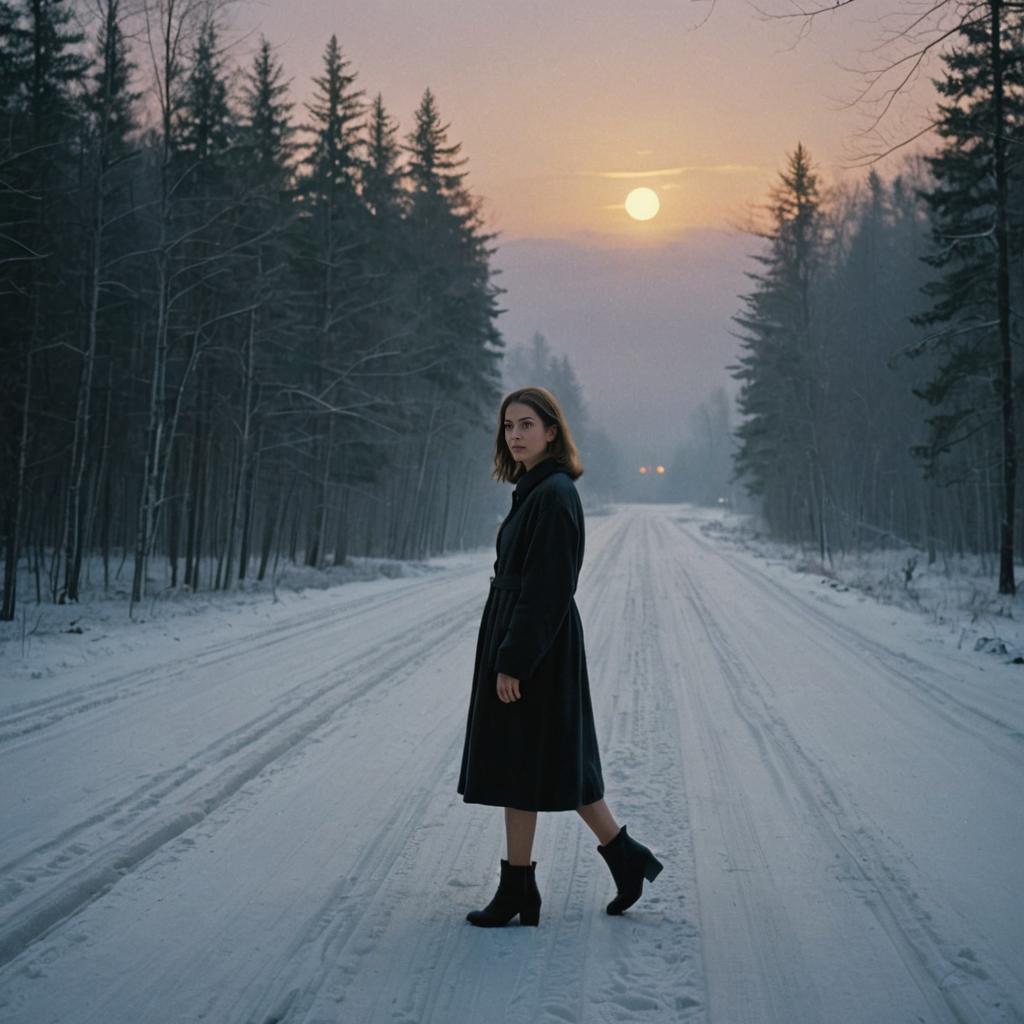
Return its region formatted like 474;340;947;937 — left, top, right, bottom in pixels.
230;0;942;464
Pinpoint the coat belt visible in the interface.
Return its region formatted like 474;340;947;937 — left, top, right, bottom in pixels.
489;574;521;591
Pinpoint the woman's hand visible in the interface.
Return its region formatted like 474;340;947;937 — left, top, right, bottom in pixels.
496;671;521;703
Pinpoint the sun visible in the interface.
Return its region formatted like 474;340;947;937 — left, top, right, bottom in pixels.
625;187;660;221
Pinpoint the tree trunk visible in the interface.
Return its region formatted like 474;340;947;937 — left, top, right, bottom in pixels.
991;0;1017;594
2;342;34;622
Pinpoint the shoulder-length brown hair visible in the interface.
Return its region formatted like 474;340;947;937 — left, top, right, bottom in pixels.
493;386;584;484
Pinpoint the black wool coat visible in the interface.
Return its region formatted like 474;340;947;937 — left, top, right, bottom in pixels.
457;455;605;812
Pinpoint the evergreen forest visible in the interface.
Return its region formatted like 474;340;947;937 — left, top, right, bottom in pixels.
1;0;516;619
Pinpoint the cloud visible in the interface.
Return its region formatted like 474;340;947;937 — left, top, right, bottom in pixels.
579;164;762;179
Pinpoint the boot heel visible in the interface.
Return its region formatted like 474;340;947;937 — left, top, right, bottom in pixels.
519;907;540;926
643;854;663;882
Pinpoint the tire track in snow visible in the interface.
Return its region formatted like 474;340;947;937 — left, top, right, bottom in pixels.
0;583;483;972
236;727;470;1024
0;569;479;748
574;513;703;1023
360;805;499;1024
656;513;1020;1023
675;516;1024;761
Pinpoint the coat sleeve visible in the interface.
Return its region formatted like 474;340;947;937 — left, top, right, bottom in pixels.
494;490;579;681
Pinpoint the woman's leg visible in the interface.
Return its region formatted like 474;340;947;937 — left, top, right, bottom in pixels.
576;798;621;846
505;807;538;865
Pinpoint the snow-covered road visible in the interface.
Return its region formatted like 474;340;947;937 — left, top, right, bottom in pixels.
1;504;1022;1023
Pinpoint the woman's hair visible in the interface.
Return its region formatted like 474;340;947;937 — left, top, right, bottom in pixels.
493;386;584;483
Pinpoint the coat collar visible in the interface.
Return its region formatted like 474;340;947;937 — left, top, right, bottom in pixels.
513;455;567;502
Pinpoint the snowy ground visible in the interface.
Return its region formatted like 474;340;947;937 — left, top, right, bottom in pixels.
1;503;1022;1024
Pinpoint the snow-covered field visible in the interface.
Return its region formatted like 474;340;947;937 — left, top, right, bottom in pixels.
1;503;1022;1024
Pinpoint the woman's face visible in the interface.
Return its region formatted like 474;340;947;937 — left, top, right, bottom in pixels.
504;401;557;471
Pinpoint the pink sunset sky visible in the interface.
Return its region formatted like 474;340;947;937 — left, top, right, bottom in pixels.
226;0;941;462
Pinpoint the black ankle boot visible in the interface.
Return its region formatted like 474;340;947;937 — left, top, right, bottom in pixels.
596;825;663;915
466;859;541;927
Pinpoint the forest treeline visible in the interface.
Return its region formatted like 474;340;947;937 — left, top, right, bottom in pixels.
726;5;1024;594
0;0;514;620
7;2;1020;623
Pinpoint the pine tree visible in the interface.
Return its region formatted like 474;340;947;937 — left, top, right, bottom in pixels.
729;143;827;543
0;0;30;620
239;36;295;193
227;36;298;585
177;16;233;166
1;0;88;620
84;0;138;165
912;6;1024;593
291;35;371;568
363;93;405;220
63;0;141;601
809;167;939;554
0;2;25;115
359;93;415;426
406;87;470;213
130;5;239;608
403;87;503;411
387;88;504;558
300;35;365;200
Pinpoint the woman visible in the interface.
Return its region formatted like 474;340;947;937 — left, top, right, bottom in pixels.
457;386;663;927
